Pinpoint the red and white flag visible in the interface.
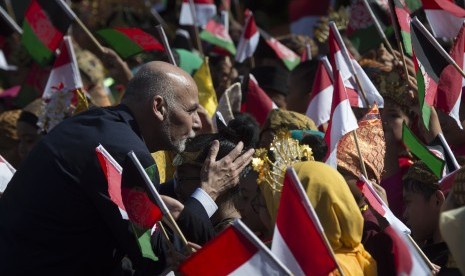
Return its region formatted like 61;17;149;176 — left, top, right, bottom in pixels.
272;167;339;276
324;70;358;168
179;0;217;26
439;165;465;192
241;74;278;126
179;219;292;276
384;225;431;275
437;22;465;129
235;9;259;63
42;36;82;100
0;155;15;193
421;0;465;38
357;175;410;234
96;145;128;220
328;26;384;108
306;57;334;127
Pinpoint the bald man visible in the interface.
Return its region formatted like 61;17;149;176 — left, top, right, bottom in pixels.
0;62;253;275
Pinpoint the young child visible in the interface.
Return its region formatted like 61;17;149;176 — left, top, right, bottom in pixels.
403;161;460;275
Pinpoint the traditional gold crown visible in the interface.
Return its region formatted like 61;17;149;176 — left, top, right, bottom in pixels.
252;130;314;192
313;7;350;43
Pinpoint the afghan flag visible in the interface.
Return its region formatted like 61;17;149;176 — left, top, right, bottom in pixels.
392;0;413;56
235;9;259;63
272;167;339;275
200;18;236;55
0;155;15;194
193;57;218;118
306;57;334;127
402;122;446;178
96;146;159;261
179;0;217;27
288;0;331;37
179;219;292;275
411;18;450;128
421;0;465;38
21;0;73;65
260;30;301;71
97;28;164;59
437;22;465;129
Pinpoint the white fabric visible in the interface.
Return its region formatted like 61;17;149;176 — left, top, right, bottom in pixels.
229;249;288;276
425;9;465;38
306;85;333;126
0;162;14;193
235;24;259;63
191;188;218;218
271;226;306;276
179;2;216;26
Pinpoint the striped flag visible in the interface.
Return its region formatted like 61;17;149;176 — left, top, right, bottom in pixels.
392;0;413;56
179;219;291;275
179;0;217;26
96;146;160;261
324;70;359;168
421;0;465;38
260;30;301;71
241;74;278;126
272;167;339;275
96;28;164;59
21;0;73;65
0;155;15;194
288;0;331;37
235;10;259;63
193;57;218;118
306;57;334;127
200;18;236;55
437;22;465;129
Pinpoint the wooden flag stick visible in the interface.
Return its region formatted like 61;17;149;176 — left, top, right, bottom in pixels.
156;25;177;66
387;0;411;82
188;0;204;55
352;131;369;180
361;0;397;57
412;17;465;79
0;6;22;34
329;22;370;107
305;42;312;60
55;0;106;53
407;234;436;271
438;133;461;171
3;0;16;22
128;151;192;253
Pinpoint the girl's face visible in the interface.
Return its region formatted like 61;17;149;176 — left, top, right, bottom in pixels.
381;100;410;143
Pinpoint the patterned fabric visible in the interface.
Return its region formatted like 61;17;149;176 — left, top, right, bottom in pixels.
403;160;439;186
337;105;385;183
261;109;317;135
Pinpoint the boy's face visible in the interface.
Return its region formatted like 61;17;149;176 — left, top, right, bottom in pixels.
403;189;441;243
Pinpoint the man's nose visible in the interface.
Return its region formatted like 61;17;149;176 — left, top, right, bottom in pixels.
193;111;202;131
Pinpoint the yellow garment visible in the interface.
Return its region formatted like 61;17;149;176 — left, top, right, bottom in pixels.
194;57;218;118
151;151;175;183
292;161;377;276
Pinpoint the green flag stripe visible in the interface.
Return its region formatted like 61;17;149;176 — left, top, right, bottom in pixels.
131;223;158;261
416;66;432;129
200;30;236;54
21;21;53;65
348;25;383;53
401;30;412;56
97;29;144;59
282;58;300;71
402;123;445;178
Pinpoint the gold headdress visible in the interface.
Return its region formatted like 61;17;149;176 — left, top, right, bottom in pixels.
337;104;385;183
313;7;350;43
252;130;314;223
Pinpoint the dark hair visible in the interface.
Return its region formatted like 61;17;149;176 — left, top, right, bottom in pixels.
300;134;327;162
403;179;439;201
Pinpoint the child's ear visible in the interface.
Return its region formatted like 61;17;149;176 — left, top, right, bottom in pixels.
434;190;445;207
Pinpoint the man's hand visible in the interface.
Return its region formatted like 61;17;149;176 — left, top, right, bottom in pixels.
200;140;254;201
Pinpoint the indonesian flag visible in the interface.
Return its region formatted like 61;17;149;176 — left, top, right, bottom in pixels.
179;219;292;275
421;0;465;38
306;57;334;127
179;0;217;27
241;74;278;126
384;225;431;275
235;9;259;63
272;167;339;275
437;22;465;129
0;155;15;194
439;165;465;192
357;176;411;234
328;26;384;108
42;36;82;100
288;0;331;37
324;70;358;168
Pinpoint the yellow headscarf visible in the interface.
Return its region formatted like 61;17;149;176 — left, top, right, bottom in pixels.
292;161;377;276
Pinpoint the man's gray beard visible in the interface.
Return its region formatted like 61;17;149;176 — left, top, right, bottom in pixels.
162;113;194;153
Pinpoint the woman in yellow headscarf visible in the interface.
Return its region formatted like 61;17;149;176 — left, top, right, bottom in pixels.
292;161;377;276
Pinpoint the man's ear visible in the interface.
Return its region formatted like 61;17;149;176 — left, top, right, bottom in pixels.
152;95;167;121
434;190;445;208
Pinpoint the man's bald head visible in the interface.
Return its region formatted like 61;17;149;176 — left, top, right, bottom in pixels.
122;61;195;106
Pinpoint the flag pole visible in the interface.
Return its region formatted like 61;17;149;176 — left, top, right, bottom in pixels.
387;0;411;82
412;17;465;79
438;133;461;171
55;0;106;53
305;42;312;60
361;0;397;57
329;22;370;107
188;0;205;56
407;234;436;271
128;152;192;253
156;25;177;67
0;6;22;35
3;0;16;22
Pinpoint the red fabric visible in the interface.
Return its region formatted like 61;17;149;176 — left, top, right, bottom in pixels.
96;149;125;213
288;0;330;21
357;180;387;217
421;0;465;17
243;10;258;40
242;77;274;126
25;0;64;51
121;187;162;229
53;39;71;68
384;226;414;274
115;28;164;52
